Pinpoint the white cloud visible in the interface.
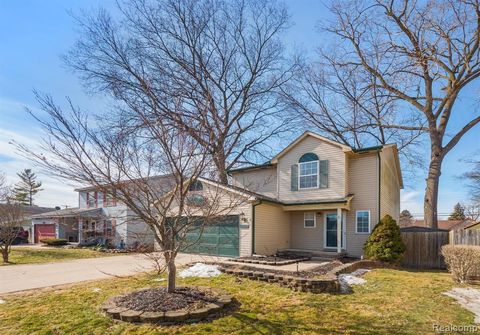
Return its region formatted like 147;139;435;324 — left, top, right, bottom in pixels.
401;189;423;216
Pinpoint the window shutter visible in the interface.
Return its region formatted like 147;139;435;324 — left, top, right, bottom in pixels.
291;164;298;191
319;160;328;188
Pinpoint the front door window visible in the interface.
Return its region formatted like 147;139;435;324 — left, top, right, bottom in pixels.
325;213;345;249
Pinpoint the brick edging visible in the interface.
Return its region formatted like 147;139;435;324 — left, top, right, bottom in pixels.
216;259;384;294
101;287;233;324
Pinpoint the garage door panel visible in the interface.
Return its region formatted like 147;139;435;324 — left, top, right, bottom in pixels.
34;224;56;243
180;215;239;257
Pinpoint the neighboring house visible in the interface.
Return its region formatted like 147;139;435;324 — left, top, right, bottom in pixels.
0;205;56;243
182;131;403;258
30;178;170;247
401;219;476;231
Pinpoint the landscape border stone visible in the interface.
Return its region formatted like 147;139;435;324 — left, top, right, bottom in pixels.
210;259;384;294
101;287;233;325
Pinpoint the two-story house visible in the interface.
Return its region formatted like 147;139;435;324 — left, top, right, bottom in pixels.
32;131;402;258
183;131;403;258
31;184;156;248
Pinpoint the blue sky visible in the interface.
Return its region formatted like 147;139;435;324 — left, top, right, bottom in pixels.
0;0;478;216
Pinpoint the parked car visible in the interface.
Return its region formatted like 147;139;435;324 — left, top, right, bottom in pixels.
0;227;29;245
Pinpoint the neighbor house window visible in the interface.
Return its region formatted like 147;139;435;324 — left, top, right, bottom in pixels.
304;212;316;228
105;192;117;207
87;191;96;208
298;153;319;189
356;211;370;234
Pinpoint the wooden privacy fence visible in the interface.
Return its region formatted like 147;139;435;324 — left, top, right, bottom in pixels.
401;231;449;269
450;229;480;246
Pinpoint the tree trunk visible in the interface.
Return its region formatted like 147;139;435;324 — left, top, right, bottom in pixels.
1;248;9;264
424;154;444;229
166;258;176;293
213;150;228;185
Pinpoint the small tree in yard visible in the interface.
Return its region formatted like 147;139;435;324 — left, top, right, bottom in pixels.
0;174;25;264
364;215;406;263
449;203;466;221
16;94;244;293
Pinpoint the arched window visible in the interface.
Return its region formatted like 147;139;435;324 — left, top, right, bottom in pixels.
298;153;319;189
188;180;203;191
299;153;319;163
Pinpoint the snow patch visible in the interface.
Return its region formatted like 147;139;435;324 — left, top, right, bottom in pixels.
444;288;480;323
338;268;370;293
92;288;102;292
0;299;5;304
179;263;222;278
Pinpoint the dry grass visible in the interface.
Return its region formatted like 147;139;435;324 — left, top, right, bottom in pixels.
4;247;118;265
0;269;477;334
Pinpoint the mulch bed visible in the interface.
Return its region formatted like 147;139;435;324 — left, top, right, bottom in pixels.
114;287;218;313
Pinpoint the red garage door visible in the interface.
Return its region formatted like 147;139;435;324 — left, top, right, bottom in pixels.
34;224;56;243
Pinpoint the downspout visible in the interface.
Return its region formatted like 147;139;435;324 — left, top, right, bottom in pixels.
252;200;262;255
377;151;381;222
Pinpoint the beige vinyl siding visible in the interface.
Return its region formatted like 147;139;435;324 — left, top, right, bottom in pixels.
379;146;401;223
290;211;324;250
254;202;290;255
239;203;253;257
346;153;379;257
278;136;346;201
231;167;277;198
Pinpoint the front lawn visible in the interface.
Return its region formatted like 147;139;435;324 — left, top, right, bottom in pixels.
4;247;117;265
0;268;476;334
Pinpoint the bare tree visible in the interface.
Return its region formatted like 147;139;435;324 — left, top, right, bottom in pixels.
465;159;480;202
0;174;25;264
282;60;424;175
464;202;480;222
313;0;480;228
64;0;294;184
16;94;245;292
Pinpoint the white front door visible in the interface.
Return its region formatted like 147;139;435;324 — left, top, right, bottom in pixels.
324;213;346;249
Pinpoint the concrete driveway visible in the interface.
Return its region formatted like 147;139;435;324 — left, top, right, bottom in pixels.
0;253;224;295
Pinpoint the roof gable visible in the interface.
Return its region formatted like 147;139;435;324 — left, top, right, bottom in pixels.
271;132;351;164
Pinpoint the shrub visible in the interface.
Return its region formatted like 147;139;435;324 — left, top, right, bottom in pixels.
441;245;480;283
363;215;406;263
39;238;68;246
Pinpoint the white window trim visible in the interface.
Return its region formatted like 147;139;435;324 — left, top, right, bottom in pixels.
355;210;371;234
304;212;316;228
298;161;319;190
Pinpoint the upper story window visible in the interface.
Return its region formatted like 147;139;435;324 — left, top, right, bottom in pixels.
87;191;96;208
189;180;203;192
105;192;117;207
298;153;319;189
291;153;329;191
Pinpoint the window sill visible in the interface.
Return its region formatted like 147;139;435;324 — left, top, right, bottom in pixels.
303;225;316;229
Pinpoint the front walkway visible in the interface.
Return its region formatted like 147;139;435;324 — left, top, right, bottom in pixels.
0;253;226;294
